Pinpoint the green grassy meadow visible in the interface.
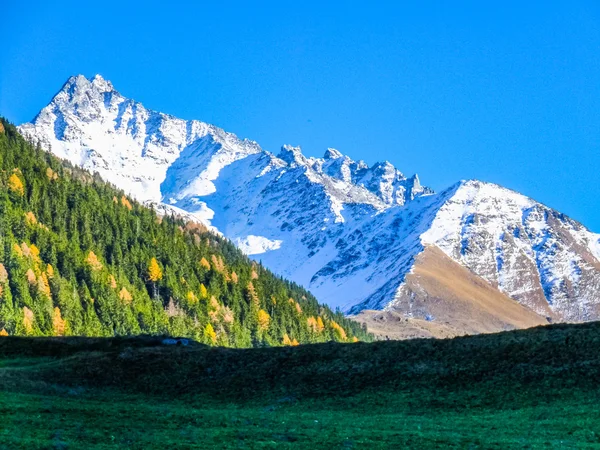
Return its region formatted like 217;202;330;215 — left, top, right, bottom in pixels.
1;322;600;449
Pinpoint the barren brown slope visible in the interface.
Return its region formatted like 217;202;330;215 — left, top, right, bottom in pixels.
354;246;548;339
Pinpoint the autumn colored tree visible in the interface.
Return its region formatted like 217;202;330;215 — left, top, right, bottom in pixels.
330;320;347;341
0;264;8;283
52;307;67;336
282;333;292;345
23;307;34;335
119;287;133;304
199;283;208;299
8;173;24;196
186;290;198;305
85;251;103;271
257;309;270;332
147;257;163;299
120;195;133;210
204;323;217;344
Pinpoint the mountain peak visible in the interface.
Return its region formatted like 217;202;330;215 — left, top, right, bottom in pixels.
324;148;343;160
278;145;308;166
90;74;114;91
61;74;114;95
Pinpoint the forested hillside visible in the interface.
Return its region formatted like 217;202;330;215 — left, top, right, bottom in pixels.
0;119;370;345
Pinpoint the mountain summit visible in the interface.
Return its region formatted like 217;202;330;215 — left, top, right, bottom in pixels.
18;75;600;336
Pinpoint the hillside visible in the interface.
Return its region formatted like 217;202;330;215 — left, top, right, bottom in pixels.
0;119;368;345
352;246;548;339
1;322;600;448
18;75;600;336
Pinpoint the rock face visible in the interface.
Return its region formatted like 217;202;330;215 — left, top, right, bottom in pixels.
18;75;600;334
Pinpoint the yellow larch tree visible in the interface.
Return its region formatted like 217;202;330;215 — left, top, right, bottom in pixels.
186;290;198;305
23;307;34;335
204;323;217;344
208;296;222;323
85;251;103;271
0;263;8;283
120;195;133;210
147;258;163;282
330;320;347;341
20;242;31;259
119;287;133;304
26;269;36;285
222;306;234;324
199;283;208;299
199;257;211;270
52;307;67;336
257;309;270;331
282;333;293;346
209;295;220;310
147;257;163;299
316;317;325;333
307;316;319;333
29;244;41;262
247;282;259;309
25;211;37;225
37;273;51;298
8;173;24;196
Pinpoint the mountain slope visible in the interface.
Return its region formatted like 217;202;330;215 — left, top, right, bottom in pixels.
418;180;600;322
353;246;547;339
17;75;600;332
0;119;368;344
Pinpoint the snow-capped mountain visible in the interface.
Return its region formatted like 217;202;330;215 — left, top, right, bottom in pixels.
18;75;600;334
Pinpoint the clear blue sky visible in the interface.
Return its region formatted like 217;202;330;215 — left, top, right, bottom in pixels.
2;1;600;230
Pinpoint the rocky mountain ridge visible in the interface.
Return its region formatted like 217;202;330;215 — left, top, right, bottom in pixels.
18;75;600;334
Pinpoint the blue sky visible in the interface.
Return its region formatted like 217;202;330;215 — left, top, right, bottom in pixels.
2;1;600;230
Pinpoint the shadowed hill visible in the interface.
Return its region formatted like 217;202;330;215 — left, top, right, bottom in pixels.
1;320;599;401
1;323;599;448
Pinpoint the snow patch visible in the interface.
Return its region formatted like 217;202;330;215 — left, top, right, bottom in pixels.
234;235;283;256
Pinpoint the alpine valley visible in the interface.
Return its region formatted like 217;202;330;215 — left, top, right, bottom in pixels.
18;75;600;338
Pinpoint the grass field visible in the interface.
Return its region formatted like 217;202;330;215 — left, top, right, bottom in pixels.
1;322;600;449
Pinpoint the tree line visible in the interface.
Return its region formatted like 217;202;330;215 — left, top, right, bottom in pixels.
0;119;371;346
